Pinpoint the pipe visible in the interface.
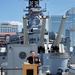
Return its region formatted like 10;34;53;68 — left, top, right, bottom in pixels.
23;16;28;45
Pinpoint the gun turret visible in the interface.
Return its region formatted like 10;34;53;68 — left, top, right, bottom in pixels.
51;16;66;53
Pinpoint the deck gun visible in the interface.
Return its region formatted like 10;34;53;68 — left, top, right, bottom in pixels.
51;16;66;53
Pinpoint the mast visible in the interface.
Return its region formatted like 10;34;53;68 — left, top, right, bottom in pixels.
28;0;40;8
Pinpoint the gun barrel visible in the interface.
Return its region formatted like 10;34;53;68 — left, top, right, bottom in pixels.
23;16;28;45
39;16;46;47
54;15;66;46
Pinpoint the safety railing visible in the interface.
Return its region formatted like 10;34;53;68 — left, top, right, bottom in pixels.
0;67;22;75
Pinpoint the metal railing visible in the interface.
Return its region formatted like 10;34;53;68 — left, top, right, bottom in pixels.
0;67;22;75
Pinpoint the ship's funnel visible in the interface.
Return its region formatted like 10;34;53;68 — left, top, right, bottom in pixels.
23;16;28;45
39;16;46;47
54;16;66;47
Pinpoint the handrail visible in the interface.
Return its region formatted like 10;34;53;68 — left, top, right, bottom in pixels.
0;67;22;75
0;67;22;70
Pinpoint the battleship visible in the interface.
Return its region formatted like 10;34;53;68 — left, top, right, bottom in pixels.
0;0;75;75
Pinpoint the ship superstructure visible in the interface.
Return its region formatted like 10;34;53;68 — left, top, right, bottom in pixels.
1;0;75;75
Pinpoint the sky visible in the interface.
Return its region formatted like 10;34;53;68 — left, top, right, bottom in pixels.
0;0;75;31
